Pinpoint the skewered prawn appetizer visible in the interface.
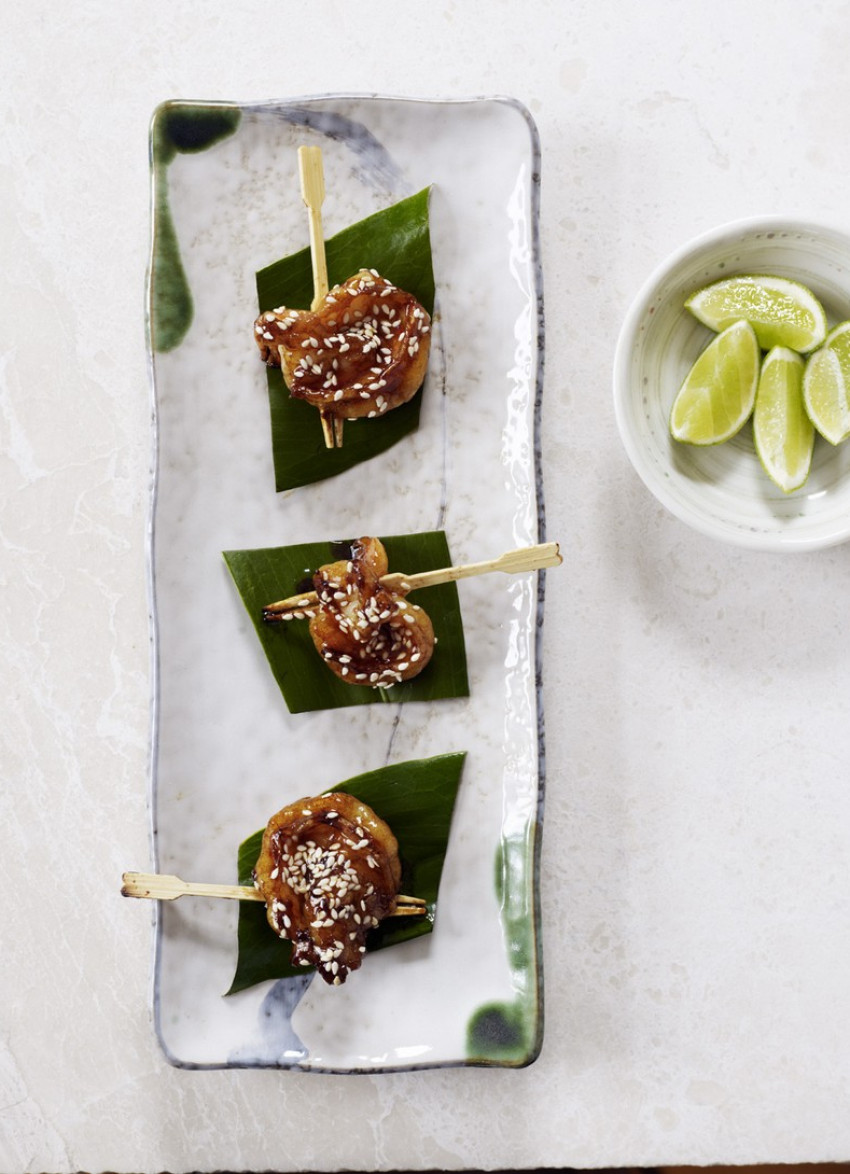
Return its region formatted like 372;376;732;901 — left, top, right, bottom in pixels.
253;791;406;985
267;536;436;689
254;269;431;431
121;791;429;988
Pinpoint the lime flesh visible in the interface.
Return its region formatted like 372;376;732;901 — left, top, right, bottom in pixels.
753;347;813;493
670;319;760;445
686;275;827;353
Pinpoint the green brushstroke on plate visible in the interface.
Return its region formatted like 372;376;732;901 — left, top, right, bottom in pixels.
223;530;469;714
465;832;541;1066
466;1001;531;1061
149;102;241;353
256;188;434;491
226;752;467;995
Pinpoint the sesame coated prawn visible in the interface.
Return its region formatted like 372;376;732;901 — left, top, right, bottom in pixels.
254;269;431;425
309;536;435;689
253;792;403;985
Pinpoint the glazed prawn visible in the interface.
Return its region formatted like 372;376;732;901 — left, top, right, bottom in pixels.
254;269;431;435
253;791;404;985
308;536;435;689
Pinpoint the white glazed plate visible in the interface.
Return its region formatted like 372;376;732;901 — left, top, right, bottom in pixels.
614;217;850;551
145;95;546;1071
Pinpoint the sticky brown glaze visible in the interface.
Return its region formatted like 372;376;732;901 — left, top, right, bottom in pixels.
253;269;431;421
308;536;435;689
253;792;402;985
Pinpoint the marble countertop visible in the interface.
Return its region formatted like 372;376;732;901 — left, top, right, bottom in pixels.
4;1;850;1169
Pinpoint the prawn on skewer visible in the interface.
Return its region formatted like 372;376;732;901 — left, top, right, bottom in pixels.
262;538;563;688
307;536;434;689
254;269;431;442
254;147;432;448
253;792;406;986
122;794;428;988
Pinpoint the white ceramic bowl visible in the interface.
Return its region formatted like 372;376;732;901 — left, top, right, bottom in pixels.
613;217;850;551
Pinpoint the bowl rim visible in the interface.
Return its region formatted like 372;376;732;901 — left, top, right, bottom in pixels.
613;214;850;553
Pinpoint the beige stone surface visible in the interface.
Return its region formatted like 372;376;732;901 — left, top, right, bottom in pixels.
3;1;850;1169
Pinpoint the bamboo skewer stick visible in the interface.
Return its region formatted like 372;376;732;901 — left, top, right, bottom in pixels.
297;145;339;450
298;146;329;311
121;872;427;916
262;541;562;621
278;341;334;448
320;413;336;448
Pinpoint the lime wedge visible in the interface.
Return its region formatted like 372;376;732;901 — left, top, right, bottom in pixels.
753;347;813;493
670;319;760;444
803;321;850;444
686;275;827;353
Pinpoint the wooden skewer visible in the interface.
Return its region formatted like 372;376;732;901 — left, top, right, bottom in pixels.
262;541;562;620
121;872;427;917
319;410;336;449
279;339;333;447
298;146;329;311
297;145;340;450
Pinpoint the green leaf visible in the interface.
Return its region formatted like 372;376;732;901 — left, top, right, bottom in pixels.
256;188;435;491
223;530;469;714
226;752;467;995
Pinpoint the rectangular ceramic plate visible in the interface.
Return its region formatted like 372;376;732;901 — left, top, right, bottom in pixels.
146;94;547;1071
